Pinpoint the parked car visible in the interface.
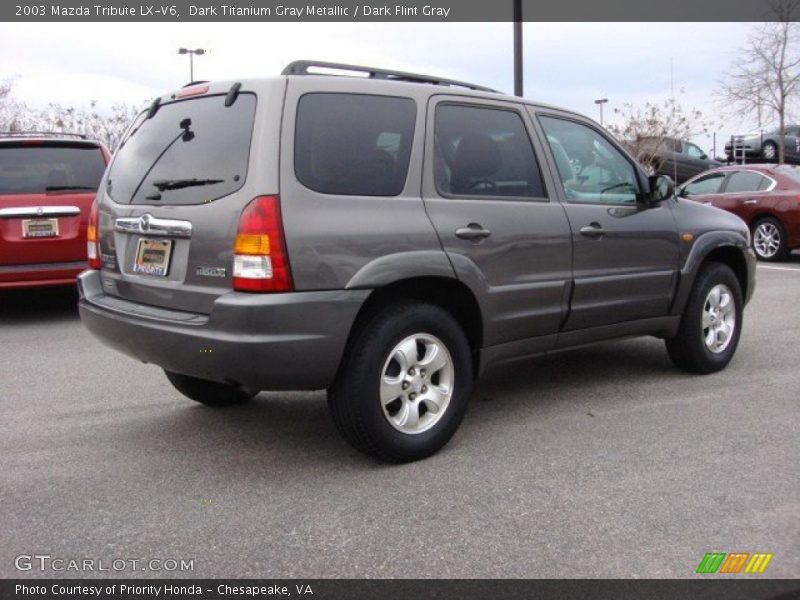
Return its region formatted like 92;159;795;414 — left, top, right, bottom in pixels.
679;163;800;261
78;61;756;463
0;132;110;289
724;126;800;164
626;136;722;184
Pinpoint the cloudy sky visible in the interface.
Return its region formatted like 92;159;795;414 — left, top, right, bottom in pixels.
0;21;772;155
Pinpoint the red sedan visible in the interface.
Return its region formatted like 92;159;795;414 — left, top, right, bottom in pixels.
679;163;800;261
0;133;110;289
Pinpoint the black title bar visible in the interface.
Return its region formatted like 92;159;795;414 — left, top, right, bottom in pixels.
4;0;795;22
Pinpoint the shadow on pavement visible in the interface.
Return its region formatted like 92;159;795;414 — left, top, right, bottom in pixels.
111;337;680;471
0;285;79;323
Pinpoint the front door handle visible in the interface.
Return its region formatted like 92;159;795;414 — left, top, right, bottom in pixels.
579;223;606;238
455;223;491;241
743;199;758;205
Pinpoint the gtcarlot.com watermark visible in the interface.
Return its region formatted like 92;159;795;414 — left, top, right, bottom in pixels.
15;554;194;573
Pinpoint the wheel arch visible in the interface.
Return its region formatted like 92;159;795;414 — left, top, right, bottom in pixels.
341;276;484;377
671;232;754;315
749;211;785;230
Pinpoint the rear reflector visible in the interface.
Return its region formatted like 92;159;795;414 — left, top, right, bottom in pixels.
232;196;292;292
87;197;102;269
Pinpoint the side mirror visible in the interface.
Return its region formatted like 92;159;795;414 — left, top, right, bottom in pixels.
700;153;708;160
649;174;675;204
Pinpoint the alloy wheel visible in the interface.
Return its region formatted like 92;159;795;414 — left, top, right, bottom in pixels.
702;284;736;354
753;222;781;258
379;333;454;434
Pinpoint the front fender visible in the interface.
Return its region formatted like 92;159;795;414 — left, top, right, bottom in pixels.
670;230;755;315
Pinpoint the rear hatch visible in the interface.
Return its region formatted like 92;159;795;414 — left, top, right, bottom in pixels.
96;80;284;314
0;140;106;267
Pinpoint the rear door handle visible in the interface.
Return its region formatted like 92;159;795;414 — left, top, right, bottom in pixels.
455;223;491;241
579;223;606;238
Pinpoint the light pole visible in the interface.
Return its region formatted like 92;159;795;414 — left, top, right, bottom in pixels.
513;0;523;97
178;48;205;83
594;98;608;126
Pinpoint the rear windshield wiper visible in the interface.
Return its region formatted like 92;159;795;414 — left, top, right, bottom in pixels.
151;178;224;191
45;185;97;192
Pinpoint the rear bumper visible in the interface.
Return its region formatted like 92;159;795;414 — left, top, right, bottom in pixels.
0;260;85;289
78;270;369;391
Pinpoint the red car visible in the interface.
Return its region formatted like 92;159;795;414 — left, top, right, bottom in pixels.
0;132;110;289
679;163;800;261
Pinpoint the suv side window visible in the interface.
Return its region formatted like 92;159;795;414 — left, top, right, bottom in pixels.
685;142;706;159
294;93;416;196
433;104;546;199
682;172;726;196
539;116;639;204
724;171;770;193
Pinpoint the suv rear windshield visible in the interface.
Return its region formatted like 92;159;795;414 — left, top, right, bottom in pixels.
108;93;256;206
0;144;106;195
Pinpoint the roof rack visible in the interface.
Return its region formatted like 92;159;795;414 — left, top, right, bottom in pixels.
282;60;501;94
0;131;88;140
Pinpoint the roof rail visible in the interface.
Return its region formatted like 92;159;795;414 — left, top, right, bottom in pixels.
0;131;88;140
282;60;502;94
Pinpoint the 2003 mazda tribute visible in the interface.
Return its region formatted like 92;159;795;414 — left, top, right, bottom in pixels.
79;61;756;462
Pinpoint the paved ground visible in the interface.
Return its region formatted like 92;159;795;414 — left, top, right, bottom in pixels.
1;258;798;579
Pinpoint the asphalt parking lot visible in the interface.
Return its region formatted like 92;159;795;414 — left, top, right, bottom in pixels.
1;258;798;579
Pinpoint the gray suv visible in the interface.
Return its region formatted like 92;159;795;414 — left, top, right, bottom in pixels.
79;61;756;462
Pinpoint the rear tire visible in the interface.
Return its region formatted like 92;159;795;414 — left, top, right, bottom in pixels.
751;216;788;262
328;302;473;463
666;262;743;374
165;371;254;407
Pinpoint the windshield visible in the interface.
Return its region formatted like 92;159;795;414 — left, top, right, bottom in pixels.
107;93;256;205
0;144;106;195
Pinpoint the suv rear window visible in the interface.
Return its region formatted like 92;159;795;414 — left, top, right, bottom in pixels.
294;93;416;196
107;93;256;205
0;144;106;195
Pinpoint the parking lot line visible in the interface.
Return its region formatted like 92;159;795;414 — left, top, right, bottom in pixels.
757;265;800;272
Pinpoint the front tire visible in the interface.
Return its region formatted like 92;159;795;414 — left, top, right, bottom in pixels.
752;216;788;261
666;262;743;374
328;302;473;463
165;371;255;407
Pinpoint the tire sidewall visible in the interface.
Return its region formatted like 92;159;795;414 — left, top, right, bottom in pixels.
690;264;744;371
348;304;472;461
752;217;786;262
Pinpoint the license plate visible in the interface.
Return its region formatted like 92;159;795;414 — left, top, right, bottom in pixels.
133;238;173;277
22;218;59;238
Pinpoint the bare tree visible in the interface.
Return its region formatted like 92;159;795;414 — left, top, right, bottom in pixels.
0;77;144;150
717;0;800;163
35;100;143;150
607;95;711;171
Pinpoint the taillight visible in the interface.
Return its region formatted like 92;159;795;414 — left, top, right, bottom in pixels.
232;196;292;292
87;197;102;269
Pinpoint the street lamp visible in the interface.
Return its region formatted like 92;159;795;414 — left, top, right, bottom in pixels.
178;48;205;83
594;98;608;126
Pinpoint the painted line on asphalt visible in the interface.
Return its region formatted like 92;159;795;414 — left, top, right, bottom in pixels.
757;265;800;272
